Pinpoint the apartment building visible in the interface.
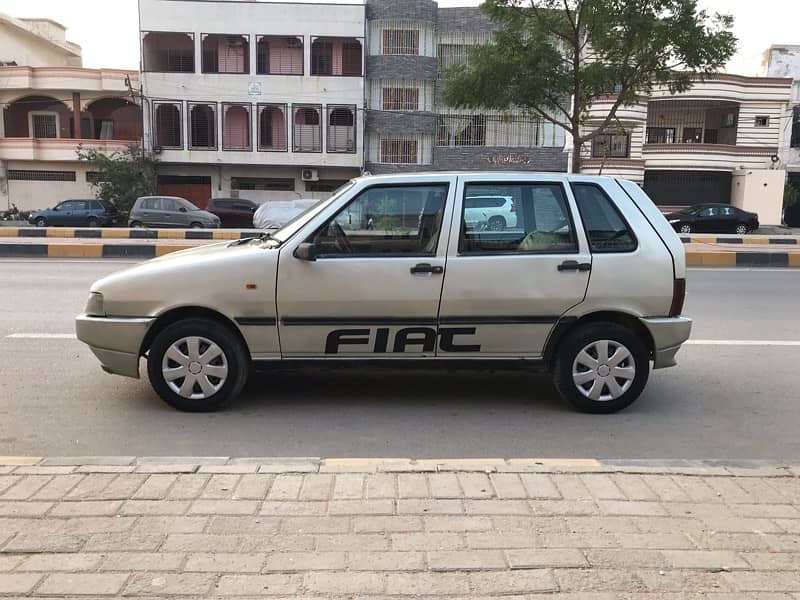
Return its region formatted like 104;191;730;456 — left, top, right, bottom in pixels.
363;0;567;174
138;0;365;205
767;45;800;193
0;13;141;211
579;75;793;223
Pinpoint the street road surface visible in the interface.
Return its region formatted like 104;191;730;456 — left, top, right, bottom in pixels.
1;260;799;459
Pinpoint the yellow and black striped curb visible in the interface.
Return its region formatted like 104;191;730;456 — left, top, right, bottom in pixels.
0;227;258;240
687;251;800;268
680;235;800;245
0;457;798;477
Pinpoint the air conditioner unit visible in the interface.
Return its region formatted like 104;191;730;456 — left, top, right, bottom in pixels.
301;168;319;182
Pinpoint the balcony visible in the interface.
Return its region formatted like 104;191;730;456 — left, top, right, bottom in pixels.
645;100;739;147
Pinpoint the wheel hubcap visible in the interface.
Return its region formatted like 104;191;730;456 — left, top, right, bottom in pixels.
572;339;636;402
162;336;228;400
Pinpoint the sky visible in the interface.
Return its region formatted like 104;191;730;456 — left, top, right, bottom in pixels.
0;0;796;75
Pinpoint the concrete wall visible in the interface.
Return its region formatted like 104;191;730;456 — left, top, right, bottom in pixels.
730;168;786;225
4;160;96;212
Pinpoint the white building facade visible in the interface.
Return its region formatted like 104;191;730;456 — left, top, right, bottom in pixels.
138;0;366;205
767;45;800;211
0;13;141;211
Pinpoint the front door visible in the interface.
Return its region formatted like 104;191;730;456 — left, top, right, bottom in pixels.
276;180;456;358
438;177;591;357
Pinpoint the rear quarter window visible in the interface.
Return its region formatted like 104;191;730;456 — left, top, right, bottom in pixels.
571;183;637;253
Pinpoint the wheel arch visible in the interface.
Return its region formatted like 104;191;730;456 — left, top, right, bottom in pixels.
543;311;656;370
139;306;250;358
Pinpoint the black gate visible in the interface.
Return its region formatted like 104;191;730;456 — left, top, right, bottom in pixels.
785;172;800;227
643;170;732;207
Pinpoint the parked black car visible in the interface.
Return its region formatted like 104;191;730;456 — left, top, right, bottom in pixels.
666;204;759;235
206;197;257;228
28;199;119;227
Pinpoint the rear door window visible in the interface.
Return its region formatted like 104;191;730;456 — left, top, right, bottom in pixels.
460;183;577;254
571;183;637;253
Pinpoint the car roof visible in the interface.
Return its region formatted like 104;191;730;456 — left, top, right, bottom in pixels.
355;172;617;184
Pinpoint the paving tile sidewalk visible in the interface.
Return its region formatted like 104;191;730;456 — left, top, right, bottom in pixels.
0;458;799;598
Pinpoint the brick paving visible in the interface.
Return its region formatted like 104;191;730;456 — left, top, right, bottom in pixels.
0;458;798;597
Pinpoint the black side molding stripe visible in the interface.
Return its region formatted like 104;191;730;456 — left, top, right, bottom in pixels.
439;316;560;325
235;317;278;326
282;317;438;326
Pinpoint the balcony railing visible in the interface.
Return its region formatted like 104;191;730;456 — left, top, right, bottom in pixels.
645;100;740;147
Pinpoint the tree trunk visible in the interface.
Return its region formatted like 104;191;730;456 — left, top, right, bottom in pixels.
571;137;582;174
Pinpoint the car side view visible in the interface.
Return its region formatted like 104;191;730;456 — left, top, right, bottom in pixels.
666;203;759;234
77;173;691;414
129;196;220;229
463;195;517;231
29;199;119;227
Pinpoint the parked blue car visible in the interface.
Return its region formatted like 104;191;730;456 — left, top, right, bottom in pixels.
29;199;120;227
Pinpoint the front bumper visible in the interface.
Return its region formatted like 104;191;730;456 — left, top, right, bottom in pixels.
75;314;155;378
639;316;693;369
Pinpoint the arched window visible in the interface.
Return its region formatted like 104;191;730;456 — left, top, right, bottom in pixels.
327;106;356;153
259;105;286;151
155;103;181;148
190;104;216;149
223;104;251;150
293;106;321;152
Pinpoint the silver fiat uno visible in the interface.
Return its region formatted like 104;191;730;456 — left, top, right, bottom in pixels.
76;173;691;414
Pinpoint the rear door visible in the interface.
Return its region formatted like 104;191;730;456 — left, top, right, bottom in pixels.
438;176;591;358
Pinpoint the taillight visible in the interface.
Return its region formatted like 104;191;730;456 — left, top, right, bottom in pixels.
670;278;686;317
511;200;517;212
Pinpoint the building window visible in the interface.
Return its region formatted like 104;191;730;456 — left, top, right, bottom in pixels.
591;133;629;158
258;104;288;151
257;36;303;75
305;179;349;193
436;115;486;147
791;106;800;148
8;170;76;182
382;29;419;55
142;32;195;73
154;103;182;149
755;116;770;128
202;34;249;74
293;105;322;152
189;103;216;150
327;106;356;153
232;177;295;191
311;39;333;75
645;127;676;144
380;139;418;163
382;87;419;111
342;41;362;76
29;112;58;138
223;104;251;151
310;37;362;76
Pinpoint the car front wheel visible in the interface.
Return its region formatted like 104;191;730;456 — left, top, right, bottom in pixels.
35;217;47;227
735;223;749;235
553;322;650;414
147;318;249;412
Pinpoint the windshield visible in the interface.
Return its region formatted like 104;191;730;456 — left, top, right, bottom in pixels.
270;182;356;242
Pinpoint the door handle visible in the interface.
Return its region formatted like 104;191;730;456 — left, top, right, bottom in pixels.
411;263;444;275
557;260;591;272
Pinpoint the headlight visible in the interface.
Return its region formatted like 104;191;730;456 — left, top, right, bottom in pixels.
85;292;105;317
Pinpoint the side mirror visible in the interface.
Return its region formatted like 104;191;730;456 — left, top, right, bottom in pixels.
179;207;187;213
294;243;317;262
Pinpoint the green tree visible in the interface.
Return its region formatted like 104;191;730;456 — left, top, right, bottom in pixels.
443;0;737;172
76;144;158;212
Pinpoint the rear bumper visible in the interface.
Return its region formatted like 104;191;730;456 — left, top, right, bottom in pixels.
75;314;155;379
639;316;693;369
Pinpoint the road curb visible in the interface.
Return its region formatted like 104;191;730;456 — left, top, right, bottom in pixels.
0;227;259;240
1;456;798;477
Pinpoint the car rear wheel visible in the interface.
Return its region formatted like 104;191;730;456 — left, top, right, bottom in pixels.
147;318;249;412
488;216;506;231
130;221;145;229
190;222;204;229
735;223;749;235
35;217;47;227
553;322;649;414
679;224;692;234
87;217;99;228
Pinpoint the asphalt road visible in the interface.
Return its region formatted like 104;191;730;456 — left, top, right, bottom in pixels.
1;259;799;459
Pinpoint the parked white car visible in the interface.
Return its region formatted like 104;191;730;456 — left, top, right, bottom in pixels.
252;199;319;230
463;195;517;231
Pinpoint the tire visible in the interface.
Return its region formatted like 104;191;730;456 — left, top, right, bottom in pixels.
735;223;749;235
35;217;47;227
130;221;145;229
87;217;99;228
190;222;204;229
488;216;506;231
679;224;692;234
147;318;249;412
553;322;650;414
